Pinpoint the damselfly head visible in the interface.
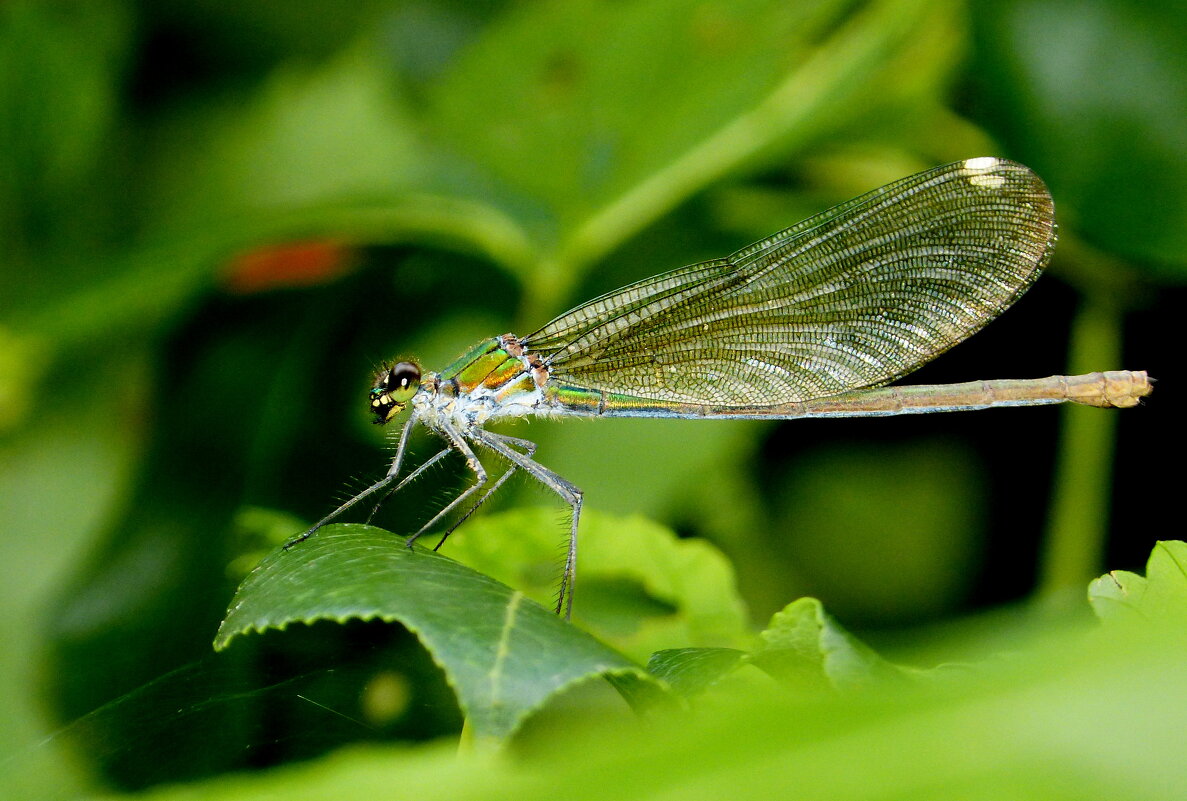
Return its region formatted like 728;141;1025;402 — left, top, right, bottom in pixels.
369;361;421;424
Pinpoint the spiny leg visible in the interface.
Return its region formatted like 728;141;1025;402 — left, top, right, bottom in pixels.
366;413;427;525
405;421;488;549
471;429;582;620
283;447;450;548
284;416;438;549
431;433;538;552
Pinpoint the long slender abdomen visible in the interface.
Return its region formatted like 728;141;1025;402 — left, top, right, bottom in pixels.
568;371;1152;419
748;370;1152;418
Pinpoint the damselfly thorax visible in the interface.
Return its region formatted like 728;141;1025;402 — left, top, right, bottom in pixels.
405;334;557;432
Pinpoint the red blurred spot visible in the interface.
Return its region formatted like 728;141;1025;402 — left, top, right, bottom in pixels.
223;240;353;294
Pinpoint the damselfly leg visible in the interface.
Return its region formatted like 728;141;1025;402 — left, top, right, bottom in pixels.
282;445;451;549
472;429;582;619
425;433;538;552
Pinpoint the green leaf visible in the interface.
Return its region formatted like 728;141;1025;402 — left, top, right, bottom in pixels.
750;598;904;690
647;597;929;699
145;47;426;222
427;0;960;293
969;0;1187;271
108;614;1187;801
442;507;751;662
9;44;535;348
1089;540;1187;626
216;524;665;742
0;1;128;249
646;648;747;698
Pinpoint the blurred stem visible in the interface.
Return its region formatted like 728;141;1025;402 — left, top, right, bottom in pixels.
1037;291;1123;605
554;0;944;274
515;258;576;334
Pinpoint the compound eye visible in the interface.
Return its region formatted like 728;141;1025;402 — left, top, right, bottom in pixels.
387;362;421;403
369;361;421;424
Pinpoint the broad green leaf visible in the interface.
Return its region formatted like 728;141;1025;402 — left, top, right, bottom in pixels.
442;508;751;662
647;598;921;699
969;0;1187;272
1088;569;1147;626
750;598;903;690
0;1;128;252
1089;540;1187;626
145;47;425;222
427;0;960;291
216;524;666;741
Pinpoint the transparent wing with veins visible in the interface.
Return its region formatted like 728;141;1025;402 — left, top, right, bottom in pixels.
524;159;1055;406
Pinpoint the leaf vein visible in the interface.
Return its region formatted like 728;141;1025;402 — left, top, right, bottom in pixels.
489;592;524;706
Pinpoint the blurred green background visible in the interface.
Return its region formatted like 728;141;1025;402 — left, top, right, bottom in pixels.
0;0;1181;797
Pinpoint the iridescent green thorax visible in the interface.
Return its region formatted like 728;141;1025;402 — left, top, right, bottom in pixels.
441;339;525;393
438;340;500;381
432;338;723;418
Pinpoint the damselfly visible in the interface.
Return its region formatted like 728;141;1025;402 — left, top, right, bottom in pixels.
285;158;1151;618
